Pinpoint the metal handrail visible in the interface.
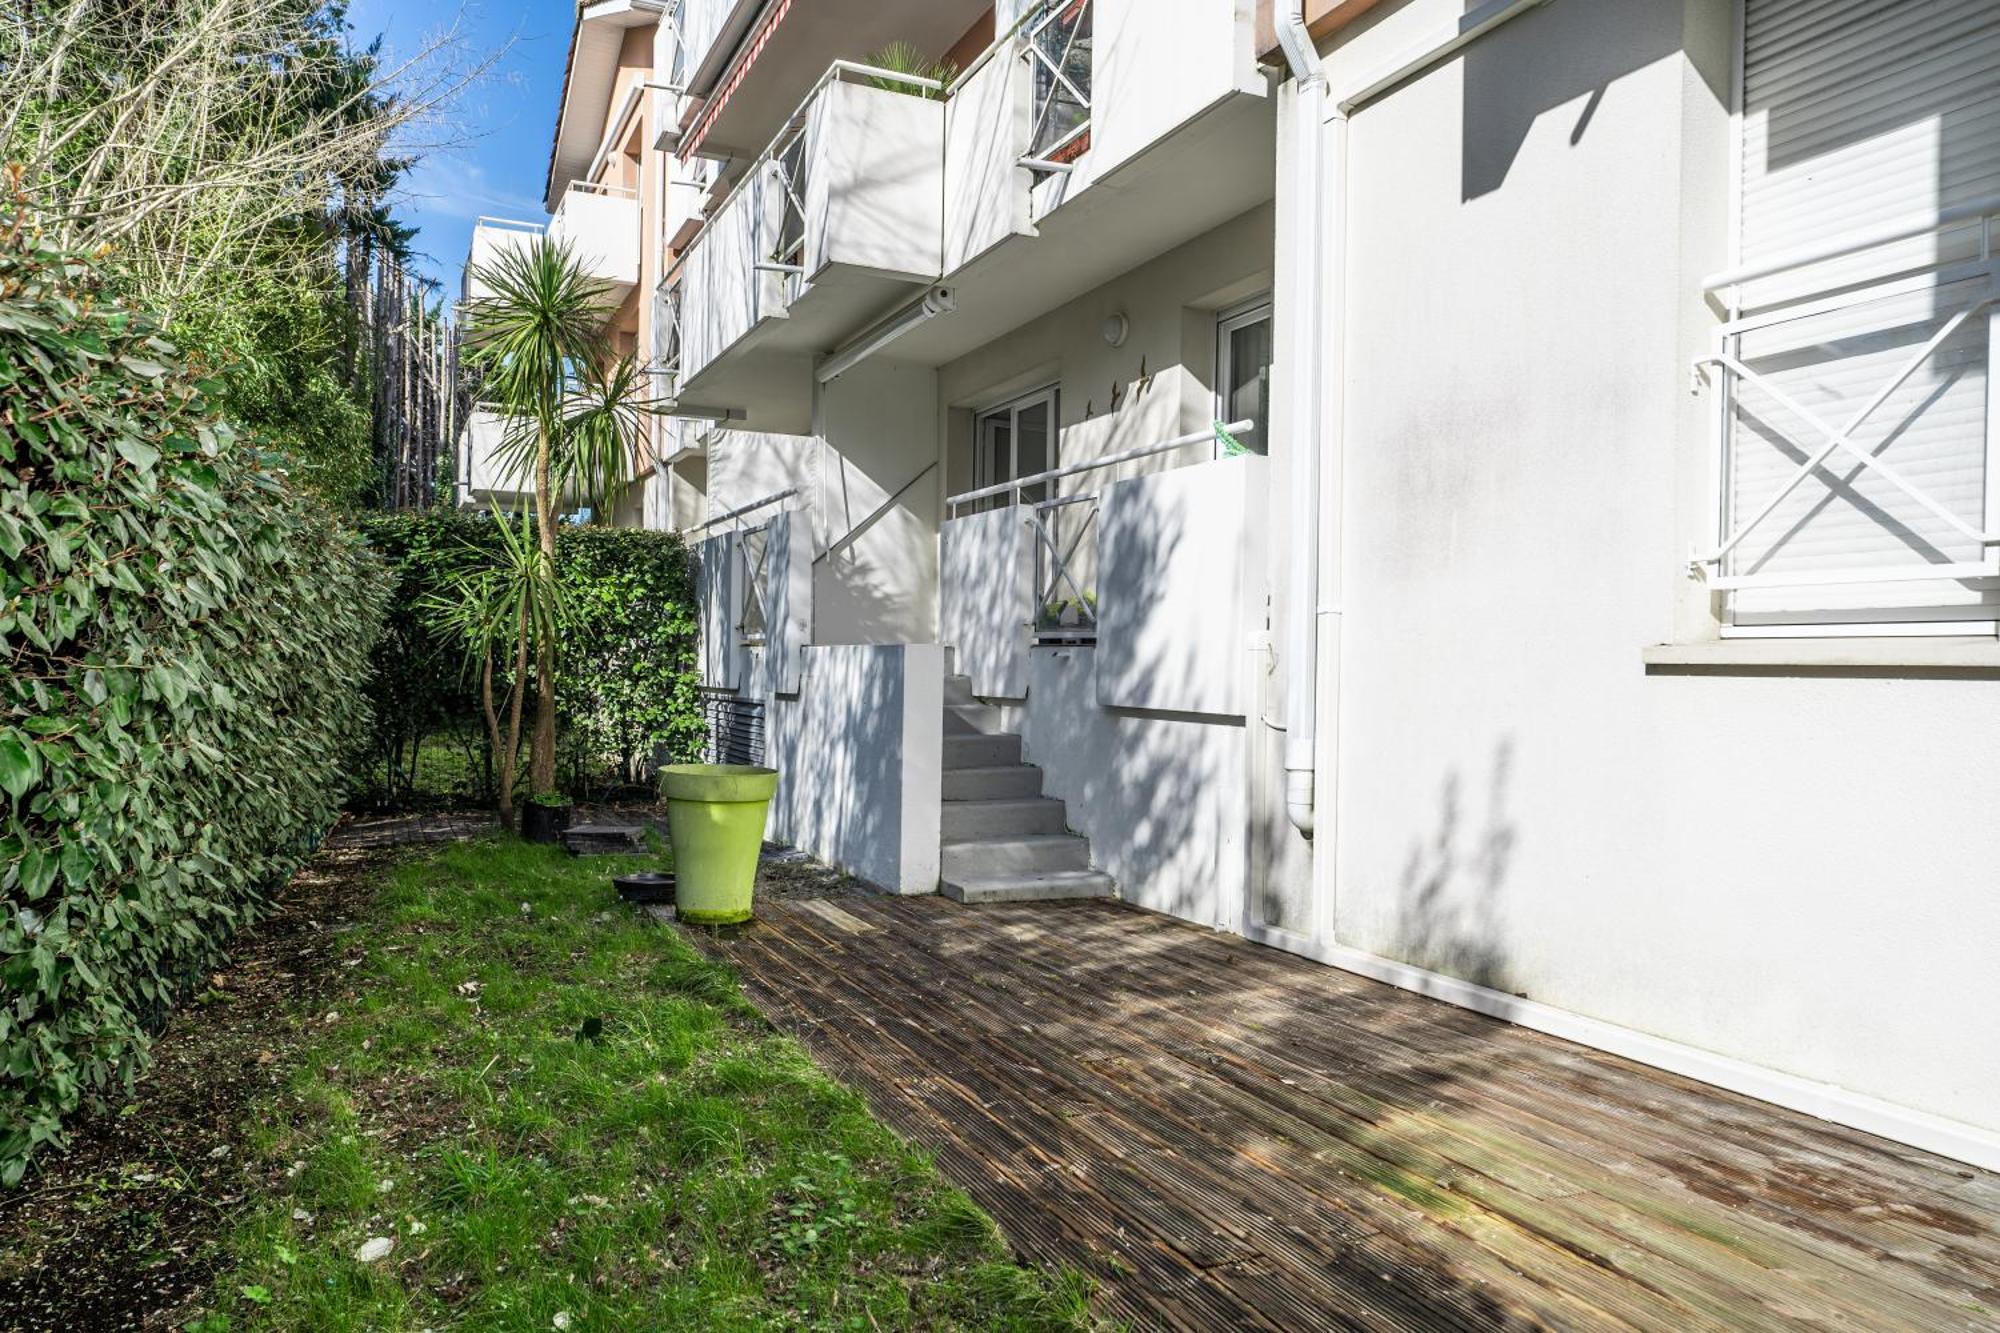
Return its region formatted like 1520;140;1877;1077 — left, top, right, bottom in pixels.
946;419;1253;513
565;180;639;200
1703;192;2000;293
695;487;798;532
474;215;546;233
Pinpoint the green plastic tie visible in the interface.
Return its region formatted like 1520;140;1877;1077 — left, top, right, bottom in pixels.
1216;419;1248;457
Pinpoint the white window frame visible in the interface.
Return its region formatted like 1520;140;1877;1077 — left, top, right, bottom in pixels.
973;385;1060;503
1215;295;1272;459
1699;0;2000;639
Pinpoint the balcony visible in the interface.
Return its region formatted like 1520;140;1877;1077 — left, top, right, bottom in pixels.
675;0;988;161
940;419;1259;711
926;0;1275;362
462;218;543;304
675;62;948;431
456;408;534;509
547;181;642;304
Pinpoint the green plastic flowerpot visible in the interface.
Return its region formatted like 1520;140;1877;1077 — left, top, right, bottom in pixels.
659;764;779;926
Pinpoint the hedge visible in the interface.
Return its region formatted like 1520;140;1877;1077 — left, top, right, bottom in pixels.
355;511;704;806
0;220;385;1182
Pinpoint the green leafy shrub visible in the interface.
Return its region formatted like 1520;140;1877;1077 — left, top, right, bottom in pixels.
0;217;385;1182
351;509;494;805
355;512;703;806
553;524;705;791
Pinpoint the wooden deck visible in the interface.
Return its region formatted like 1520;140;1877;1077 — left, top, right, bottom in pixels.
691;896;2000;1331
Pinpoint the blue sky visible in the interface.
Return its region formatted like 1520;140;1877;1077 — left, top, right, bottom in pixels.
341;0;570;286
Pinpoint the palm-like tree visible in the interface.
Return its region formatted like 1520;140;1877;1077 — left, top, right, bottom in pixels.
421;513;565;824
461;234;653;800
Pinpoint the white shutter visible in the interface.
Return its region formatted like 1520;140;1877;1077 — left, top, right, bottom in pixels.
1725;0;2000;626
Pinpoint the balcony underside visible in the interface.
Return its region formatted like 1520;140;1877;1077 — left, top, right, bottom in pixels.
675;265;933;434
676;90;1272;430
688;0;988;160
915;90;1276;366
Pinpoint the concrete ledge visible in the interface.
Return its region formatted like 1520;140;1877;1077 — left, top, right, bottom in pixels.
1643;637;2000;673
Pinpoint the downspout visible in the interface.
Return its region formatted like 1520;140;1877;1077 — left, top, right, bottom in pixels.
1274;3;1335;836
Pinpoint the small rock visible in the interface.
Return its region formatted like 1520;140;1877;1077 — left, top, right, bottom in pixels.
207;1144;230;1160
519;902;533;917
323;1010;339;1024
354;1236;395;1263
553;1314;571;1331
291;1208;313;1223
377;1177;396;1193
407;1219;427;1236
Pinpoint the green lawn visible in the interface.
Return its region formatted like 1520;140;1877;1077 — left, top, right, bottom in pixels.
192;837;1094;1331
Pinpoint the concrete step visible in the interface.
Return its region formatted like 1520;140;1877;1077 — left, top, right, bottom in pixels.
943;732;1022;769
943;673;977;706
942;764;1044;802
941;869;1118;905
940;797;1068;840
940;833;1090;878
943;702;1010;736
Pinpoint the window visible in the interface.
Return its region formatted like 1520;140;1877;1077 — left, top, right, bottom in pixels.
1216;298;1272;457
973;386;1058;511
1703;0;2000;635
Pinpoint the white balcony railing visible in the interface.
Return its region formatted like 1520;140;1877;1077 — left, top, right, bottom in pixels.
678;60;946;386
946;418;1253;642
548;180;642;295
1692;195;2000;597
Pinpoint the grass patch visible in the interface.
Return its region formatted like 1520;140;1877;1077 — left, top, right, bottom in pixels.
189;836;1095;1331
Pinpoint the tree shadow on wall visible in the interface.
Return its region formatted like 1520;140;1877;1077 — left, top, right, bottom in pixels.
1392;735;1519;995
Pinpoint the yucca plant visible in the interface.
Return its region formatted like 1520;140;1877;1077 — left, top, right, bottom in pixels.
461;234;622;800
421;513;566;824
862;41;957;98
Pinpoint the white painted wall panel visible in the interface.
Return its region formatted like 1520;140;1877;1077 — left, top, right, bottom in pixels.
1096;456;1256;716
944;52;1035;272
696;531;744;691
807;81;943;282
1020;646;1247;932
940;506;1034;697
763;507;814;696
764;644;942;894
1086;0;1262;181
681;178;786;385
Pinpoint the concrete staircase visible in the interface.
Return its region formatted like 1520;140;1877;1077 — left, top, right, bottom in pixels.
938;673;1116;905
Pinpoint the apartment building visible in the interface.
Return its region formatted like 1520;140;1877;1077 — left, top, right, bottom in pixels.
473;0;2000;1174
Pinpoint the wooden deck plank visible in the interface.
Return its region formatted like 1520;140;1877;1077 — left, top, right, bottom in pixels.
960;903;2000;1325
690;897;2000;1331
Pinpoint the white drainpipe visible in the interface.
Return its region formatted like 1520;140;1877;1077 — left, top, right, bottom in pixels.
1274;3;1338;837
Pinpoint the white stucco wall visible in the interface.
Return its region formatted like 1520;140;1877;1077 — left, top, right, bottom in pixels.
1019;646;1249;933
1317;0;2000;1138
765;643;943;894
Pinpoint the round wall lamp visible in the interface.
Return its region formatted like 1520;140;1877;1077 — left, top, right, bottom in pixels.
1101;312;1129;348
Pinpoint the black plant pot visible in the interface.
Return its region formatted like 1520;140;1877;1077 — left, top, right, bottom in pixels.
614;872;677;905
521;801;573;845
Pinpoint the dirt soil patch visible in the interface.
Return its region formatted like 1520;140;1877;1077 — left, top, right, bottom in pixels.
0;817;471;1332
